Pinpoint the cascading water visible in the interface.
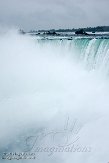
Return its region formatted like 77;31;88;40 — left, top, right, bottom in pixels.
37;38;109;73
0;31;109;163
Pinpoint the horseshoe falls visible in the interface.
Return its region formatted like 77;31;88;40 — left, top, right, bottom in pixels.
37;38;109;74
0;31;109;163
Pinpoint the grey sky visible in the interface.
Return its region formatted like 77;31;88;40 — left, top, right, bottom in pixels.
0;0;109;30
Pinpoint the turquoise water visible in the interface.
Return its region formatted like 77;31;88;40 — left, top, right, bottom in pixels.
37;38;109;73
0;32;109;163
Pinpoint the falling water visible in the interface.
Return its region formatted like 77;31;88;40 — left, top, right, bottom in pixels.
0;31;109;163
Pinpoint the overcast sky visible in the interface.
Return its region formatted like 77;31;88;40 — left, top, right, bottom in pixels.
0;0;109;30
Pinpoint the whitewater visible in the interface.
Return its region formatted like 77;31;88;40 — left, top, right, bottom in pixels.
0;30;109;163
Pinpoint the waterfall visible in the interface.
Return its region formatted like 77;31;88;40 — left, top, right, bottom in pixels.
37;38;109;74
0;31;109;163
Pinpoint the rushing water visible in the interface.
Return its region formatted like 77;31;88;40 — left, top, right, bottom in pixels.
0;31;109;163
37;38;109;73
